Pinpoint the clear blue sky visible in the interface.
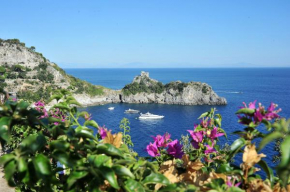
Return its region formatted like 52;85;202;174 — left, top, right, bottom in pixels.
1;0;289;68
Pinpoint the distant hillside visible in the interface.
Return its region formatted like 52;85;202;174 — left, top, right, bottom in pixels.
0;38;105;102
0;38;226;106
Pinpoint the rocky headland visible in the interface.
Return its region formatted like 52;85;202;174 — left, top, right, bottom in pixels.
0;39;226;106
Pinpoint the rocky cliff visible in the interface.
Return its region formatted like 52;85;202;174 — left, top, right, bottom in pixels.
120;72;227;105
0;38;226;106
0;39;105;102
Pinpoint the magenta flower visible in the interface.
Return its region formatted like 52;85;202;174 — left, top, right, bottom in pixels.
226;176;241;188
163;132;171;143
146;142;160;157
84;113;92;121
241;100;256;109
201;119;210;128
208;127;224;141
99;127;108;139
254;109;264;122
167;139;184;159
188;130;204;149
205;144;216;155
152;135;166;147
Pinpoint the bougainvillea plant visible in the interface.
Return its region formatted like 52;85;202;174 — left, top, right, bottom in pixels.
1;93;290;191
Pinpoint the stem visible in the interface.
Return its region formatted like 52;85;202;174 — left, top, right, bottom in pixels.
70;111;81;126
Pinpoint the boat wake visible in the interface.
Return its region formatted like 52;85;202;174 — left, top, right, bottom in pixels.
216;91;243;94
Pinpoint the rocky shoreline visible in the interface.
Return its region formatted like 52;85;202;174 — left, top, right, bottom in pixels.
73;72;227;106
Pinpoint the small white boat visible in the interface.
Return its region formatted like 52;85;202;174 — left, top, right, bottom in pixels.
108;107;115;110
125;108;140;113
139;112;164;120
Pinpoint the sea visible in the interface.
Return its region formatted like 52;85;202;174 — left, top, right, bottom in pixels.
65;68;290;167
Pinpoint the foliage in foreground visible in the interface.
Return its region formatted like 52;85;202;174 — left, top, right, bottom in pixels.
0;91;290;191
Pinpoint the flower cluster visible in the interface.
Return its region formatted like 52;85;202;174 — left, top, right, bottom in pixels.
146;133;184;159
34;101;48;118
187;118;225;161
34;101;66;125
98;126;110;139
50;108;66;125
238;100;281;125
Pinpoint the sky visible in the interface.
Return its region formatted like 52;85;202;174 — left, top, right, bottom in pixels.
0;0;290;68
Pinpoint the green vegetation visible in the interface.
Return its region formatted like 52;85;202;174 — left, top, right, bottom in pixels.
0;38;25;47
18;87;55;102
122;80;189;96
68;75;104;96
1;91;290;191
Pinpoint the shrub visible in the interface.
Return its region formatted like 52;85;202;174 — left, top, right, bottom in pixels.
1;94;290;191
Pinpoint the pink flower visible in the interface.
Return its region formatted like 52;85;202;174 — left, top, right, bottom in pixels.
152;135;166;147
99;127;108;139
241;100;256;109
205;143;216;155
146;142;160;157
226;176;241;187
254;109;264;122
163;132;171;143
208;127;224;141
167;139;184;159
188;130;204;149
201;119;210;128
84;113;92;121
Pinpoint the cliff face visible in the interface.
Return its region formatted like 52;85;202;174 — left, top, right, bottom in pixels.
120;72;227;105
0;39;104;102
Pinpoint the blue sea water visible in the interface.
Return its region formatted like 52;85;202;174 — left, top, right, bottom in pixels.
65;68;290;165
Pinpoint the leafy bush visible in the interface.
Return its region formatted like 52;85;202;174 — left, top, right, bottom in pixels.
1;91;290;191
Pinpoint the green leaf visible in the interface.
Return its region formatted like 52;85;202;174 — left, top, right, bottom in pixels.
0;117;12;142
20;134;46;153
18;157;27;173
88;154;111;168
52;150;71;166
216;163;233;173
33;154;51;175
0;154;15;165
75;129;95;140
226;187;245;192
52;104;69;110
279;135;290;168
67;171;88;189
124;179;145;192
258;131;283;151
198;111;210;119
258;160;274;186
49;94;62;102
113;165;135;179
99;166;120;189
16;101;29;111
4;160;16;187
227;138;246;161
84;120;99;128
68;99;81;106
235;108;255;115
142;172;170;185
50;140;70;151
96;143;123;157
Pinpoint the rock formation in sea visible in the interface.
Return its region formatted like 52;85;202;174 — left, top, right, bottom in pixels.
119;71;227;105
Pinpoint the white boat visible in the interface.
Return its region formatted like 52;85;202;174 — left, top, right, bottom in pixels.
125;108;139;113
139;112;164;119
108;107;115;110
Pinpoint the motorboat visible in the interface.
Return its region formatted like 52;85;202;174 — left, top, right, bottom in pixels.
139;112;164;119
125;108;140;113
108;107;115;110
